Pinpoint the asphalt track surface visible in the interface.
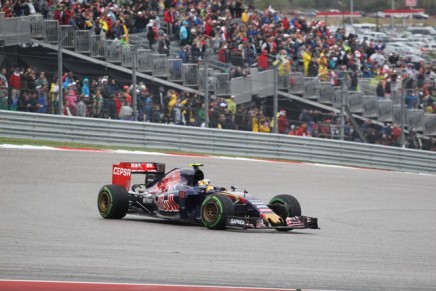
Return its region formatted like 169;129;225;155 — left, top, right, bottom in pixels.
0;147;436;291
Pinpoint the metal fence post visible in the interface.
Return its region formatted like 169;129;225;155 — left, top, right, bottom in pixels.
131;43;141;121
340;78;346;140
400;78;405;147
204;53;210;128
58;33;68;115
273;65;278;133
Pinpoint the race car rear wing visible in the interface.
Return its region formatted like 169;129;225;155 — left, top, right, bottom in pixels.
112;162;165;191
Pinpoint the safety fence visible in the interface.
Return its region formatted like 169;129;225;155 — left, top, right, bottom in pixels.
363;96;378;118
377;100;394;122
182;64;199;87
359;78;378;96
289;72;304;94
75;30;91;53
168;59;183;82
0;110;435;174
407;109;425;131
424;114;436;135
121;45;133;67
43;20;59;43
303;77;318;99
299;76;436;135
317;82;334;104
0;13;31;46
230;68;274;103
348;91;364;113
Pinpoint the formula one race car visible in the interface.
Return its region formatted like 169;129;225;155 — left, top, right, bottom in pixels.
97;162;319;231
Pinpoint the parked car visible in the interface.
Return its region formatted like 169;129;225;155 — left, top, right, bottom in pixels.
361;31;390;43
370;11;385;18
407;26;436;39
413;13;429;19
384;42;419;56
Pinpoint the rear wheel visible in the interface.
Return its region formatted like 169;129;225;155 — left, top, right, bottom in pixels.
97;184;129;219
269;194;301;231
200;194;234;230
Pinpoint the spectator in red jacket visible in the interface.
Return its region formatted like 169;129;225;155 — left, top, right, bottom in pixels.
8;68;21;111
2;1;13;18
258;50;269;71
218;45;228;63
295;123;311;137
163;8;173;34
277;110;288;134
204;18;214;38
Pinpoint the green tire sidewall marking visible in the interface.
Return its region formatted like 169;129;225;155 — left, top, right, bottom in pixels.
270;198;286;205
203;196;223;228
100;187;113;217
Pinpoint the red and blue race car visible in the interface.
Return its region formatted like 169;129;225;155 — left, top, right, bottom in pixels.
97;162;319;231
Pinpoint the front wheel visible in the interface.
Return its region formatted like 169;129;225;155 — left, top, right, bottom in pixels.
200;194;234;230
269;194;302;231
97;184;129;219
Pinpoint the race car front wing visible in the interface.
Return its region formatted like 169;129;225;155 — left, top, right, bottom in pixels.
225;216;319;230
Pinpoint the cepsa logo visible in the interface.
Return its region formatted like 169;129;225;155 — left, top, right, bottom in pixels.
113;167;132;176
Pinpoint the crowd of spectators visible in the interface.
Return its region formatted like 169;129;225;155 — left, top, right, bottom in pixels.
1;0;436;150
2;64;436;150
4;0;436;96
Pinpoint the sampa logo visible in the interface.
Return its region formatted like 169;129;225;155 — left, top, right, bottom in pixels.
230;218;245;226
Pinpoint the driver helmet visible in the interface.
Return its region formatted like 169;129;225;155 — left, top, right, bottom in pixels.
198;179;214;193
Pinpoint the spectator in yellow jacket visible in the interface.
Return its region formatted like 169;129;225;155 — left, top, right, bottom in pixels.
303;49;311;77
241;10;249;23
318;52;329;81
167;89;178;115
259;119;271;133
226;95;237;120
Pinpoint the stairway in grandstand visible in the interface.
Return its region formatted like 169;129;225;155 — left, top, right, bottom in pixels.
1;12;435;136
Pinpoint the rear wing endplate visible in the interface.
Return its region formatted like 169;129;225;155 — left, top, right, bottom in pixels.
112;162;165;190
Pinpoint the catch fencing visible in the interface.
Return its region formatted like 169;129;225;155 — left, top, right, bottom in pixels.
0;111;435;174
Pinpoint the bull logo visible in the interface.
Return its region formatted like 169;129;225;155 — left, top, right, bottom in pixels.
156;194;179;212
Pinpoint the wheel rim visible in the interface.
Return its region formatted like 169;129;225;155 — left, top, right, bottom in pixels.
203;201;219;223
98;192;110;212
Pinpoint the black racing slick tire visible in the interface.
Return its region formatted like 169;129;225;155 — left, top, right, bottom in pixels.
97;184;129;219
269;194;302;218
200;194;234;230
269;194;301;231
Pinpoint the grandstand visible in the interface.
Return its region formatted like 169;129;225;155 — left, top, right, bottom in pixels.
1;11;436;146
